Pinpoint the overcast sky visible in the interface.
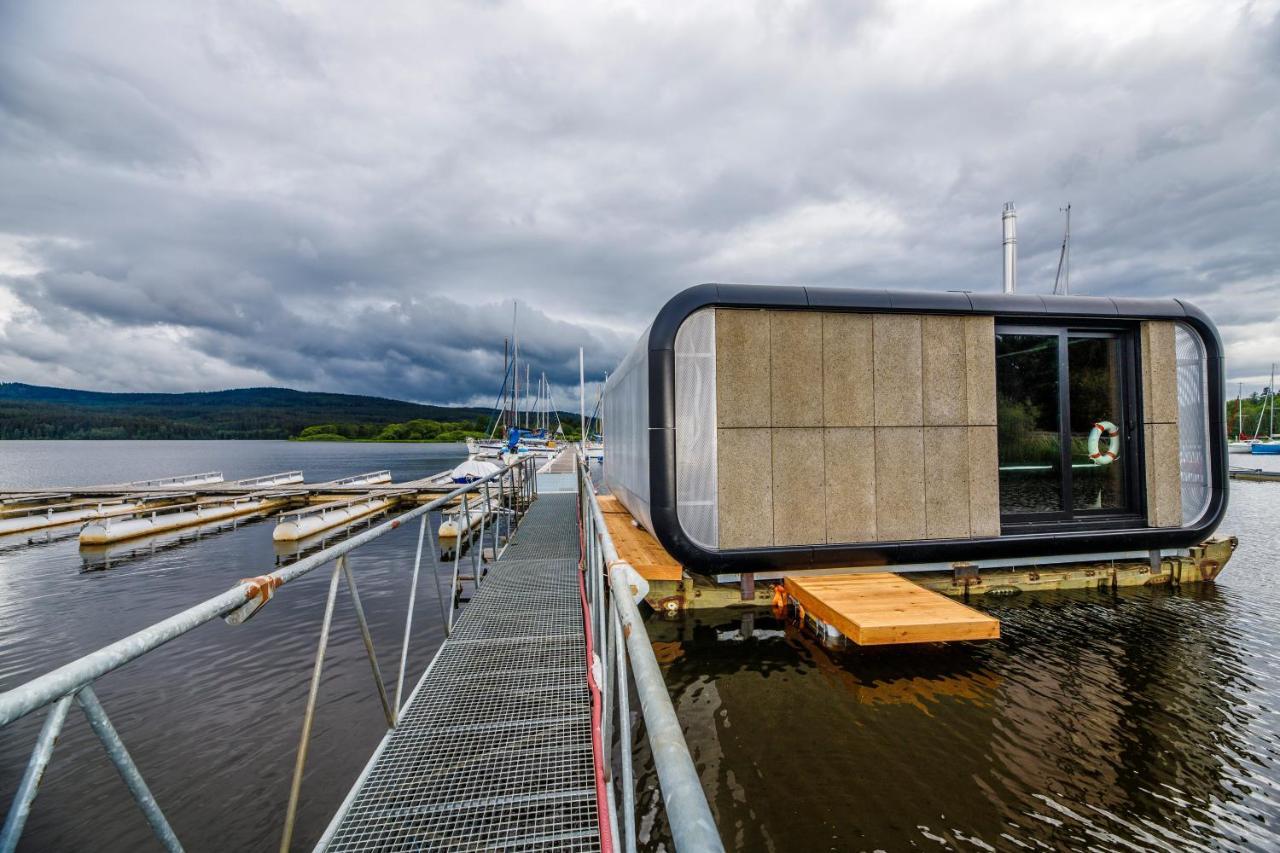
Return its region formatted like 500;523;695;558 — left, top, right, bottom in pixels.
1;0;1278;406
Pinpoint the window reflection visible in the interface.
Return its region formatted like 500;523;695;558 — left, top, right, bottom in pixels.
996;333;1062;515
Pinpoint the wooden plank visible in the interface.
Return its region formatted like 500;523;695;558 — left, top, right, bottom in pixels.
784;572;999;645
597;495;684;582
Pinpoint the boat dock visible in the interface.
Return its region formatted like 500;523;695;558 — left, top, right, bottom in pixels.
319;491;600;850
0;454;725;853
785;573;1001;646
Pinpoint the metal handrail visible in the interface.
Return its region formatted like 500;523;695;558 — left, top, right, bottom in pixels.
575;457;724;853
0;456;537;853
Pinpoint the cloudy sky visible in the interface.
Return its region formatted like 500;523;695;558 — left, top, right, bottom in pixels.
1;0;1277;406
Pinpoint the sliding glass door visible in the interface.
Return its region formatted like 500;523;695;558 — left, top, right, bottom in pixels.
996;326;1139;525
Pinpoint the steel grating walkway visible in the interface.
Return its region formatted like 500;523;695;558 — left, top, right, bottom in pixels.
324;492;600;852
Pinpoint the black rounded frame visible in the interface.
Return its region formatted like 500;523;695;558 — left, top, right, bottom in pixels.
642;283;1229;573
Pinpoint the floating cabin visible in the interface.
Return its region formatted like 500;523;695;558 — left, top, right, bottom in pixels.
603;284;1231;639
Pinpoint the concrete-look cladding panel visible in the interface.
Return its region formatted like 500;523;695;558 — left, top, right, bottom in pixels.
716;428;774;548
1145;422;1183;527
715;309;771;428
964;316;998;426
873;315;924;426
822;314;874;427
874;427;925;541
772;428;826;545
771;312;823;427
1141;321;1179;425
923;427;971;539
966;426;1001;537
824;427;876;542
923;317;968;426
712;308;1004;549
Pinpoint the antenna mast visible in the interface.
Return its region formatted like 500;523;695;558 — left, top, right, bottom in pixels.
1053;203;1072;295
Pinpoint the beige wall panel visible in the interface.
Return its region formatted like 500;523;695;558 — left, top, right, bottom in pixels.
715;309;771;428
967;426;1001;537
964;316;998;426
771;312;823;427
824;427;876;542
874;427;925;540
1142;321;1178;424
772;428;826;545
1145;422;1183;527
822;314;874;427
873;315;924;426
924;427;971;539
717;428;774;547
923;316;968;426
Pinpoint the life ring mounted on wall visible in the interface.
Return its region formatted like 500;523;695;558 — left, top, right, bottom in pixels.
1088;421;1121;465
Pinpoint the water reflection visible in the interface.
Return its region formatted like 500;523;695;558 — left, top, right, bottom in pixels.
78;512;275;572
644;585;1277;851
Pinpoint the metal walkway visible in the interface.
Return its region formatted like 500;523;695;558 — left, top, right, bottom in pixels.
322;491;599;852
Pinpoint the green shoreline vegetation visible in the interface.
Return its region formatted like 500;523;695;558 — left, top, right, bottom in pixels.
292;418;489;443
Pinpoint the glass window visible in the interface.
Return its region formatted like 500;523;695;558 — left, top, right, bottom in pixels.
996;326;1139;525
1067;335;1128;512
996;332;1063;515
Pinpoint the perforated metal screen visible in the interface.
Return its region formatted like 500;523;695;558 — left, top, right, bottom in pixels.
674;308;718;547
602;327;652;534
1175;323;1212;525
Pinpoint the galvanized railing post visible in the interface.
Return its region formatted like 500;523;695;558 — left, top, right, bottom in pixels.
77;686;183;853
395;514;428;714
339;557;395;729
448;509;464;635
280;561;343;853
614;606;637;853
0;693;75;853
601;588;613;782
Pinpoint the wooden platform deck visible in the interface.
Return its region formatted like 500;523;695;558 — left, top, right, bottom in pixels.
596;495;684;582
785;573;1000;645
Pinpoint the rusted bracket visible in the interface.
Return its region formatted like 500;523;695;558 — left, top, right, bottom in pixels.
952;562;979;587
224;575;283;625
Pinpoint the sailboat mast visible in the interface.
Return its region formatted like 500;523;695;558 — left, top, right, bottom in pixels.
1237;382;1244;441
512;302;520;434
1271;363;1276;439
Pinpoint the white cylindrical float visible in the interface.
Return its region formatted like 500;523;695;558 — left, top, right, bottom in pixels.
272;495;399;541
80;498;286;545
0;501;140;535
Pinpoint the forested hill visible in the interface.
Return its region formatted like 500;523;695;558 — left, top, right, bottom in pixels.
0;383;493;440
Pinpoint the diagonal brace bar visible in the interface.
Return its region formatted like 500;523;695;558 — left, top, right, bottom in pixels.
77;686;183;853
0;693;75;853
339;557;395;728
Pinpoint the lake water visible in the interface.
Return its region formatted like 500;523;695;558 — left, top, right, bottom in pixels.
1;441;1279;852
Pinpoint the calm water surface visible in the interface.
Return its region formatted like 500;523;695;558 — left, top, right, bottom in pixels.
2;442;1279;852
642;457;1280;852
0;441;470;852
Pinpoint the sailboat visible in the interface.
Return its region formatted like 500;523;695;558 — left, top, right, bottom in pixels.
1228;382;1255;454
1247;364;1279;455
467;303;566;462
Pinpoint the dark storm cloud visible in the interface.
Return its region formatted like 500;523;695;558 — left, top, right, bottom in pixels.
0;0;1278;404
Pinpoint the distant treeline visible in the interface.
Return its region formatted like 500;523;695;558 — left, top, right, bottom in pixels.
295;418;490;442
0;382;582;441
0;383;493;440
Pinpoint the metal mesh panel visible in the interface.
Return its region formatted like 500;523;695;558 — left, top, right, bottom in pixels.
602;327;652;533
325;493;600;852
674;308;718;547
1175;323;1211;525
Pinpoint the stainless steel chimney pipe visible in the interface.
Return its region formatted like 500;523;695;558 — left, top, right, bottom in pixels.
1002;202;1017;292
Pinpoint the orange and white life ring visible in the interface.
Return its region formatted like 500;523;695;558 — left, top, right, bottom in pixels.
1088;420;1120;465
